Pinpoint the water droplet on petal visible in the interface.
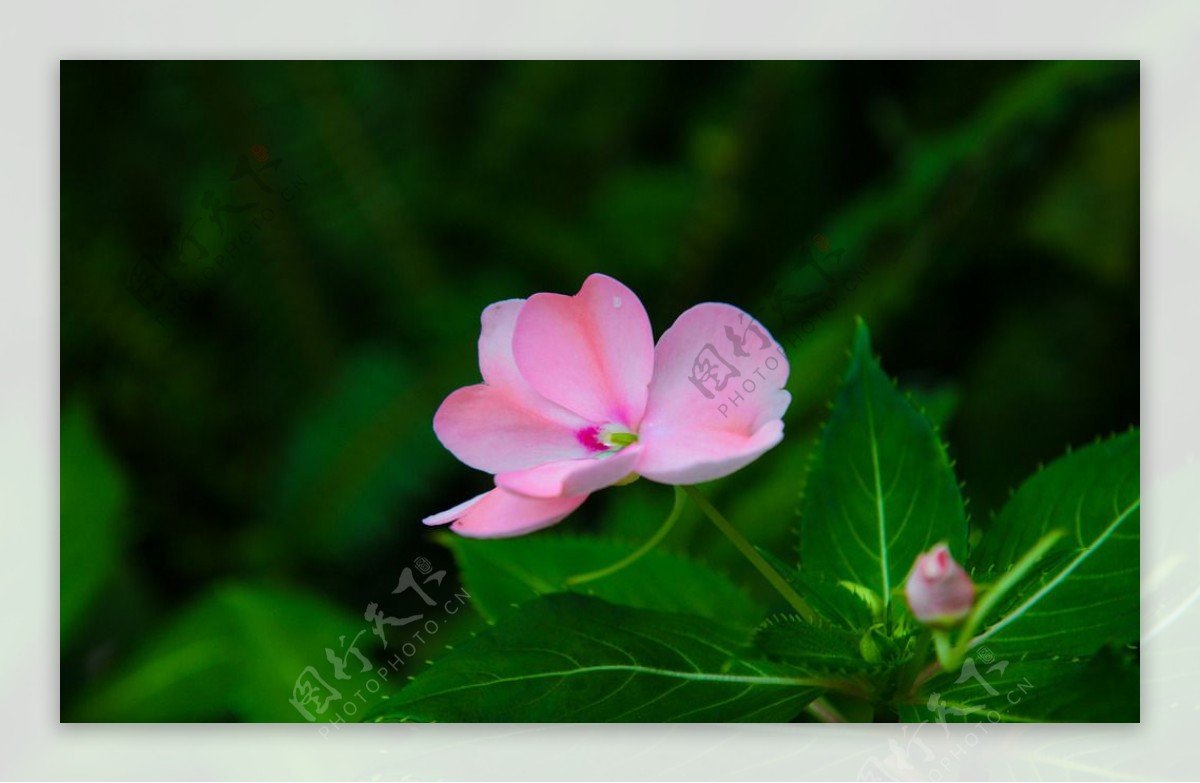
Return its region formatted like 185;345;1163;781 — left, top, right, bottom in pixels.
612;296;622;309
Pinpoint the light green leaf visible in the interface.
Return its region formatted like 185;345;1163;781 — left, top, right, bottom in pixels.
371;593;822;722
61;402;128;646
968;431;1139;659
265;352;452;560
799;320;967;624
444;532;763;630
72;583;371;722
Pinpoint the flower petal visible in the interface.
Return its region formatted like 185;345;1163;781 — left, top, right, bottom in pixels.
478;298;592;429
433;384;593;473
638;420;786;485
477;300;534;392
512;273;654;428
636;303;791;484
433;298;595;474
422;488;588;538
495;444;643;499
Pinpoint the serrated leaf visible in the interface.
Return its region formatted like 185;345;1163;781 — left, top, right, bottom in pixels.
968;431;1139;659
754;615;874;674
800;321;967;623
902;645;1138;723
445;533;763;629
759;547;873;631
904;382;960;430
371;593;822;722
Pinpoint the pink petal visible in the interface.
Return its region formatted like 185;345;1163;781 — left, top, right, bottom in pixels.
495;444;643;499
638;421;786;485
636;303;791;484
906;544;975;626
512;274;654;429
433;385;593;473
478;300;536;391
478;298;591;429
433;299;594;474
422;487;588;538
422;491;491;527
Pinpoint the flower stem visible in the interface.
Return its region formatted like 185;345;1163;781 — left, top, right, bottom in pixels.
900;629;933;693
806;697;848;723
683;485;814;621
932;629;955;670
927;528;1066;675
565;485;687;586
955;528;1065;650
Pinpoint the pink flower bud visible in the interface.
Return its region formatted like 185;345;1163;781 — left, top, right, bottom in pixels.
905;543;975;627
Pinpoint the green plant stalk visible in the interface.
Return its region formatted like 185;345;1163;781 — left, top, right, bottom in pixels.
683;485;815;621
932;629;955;670
565;485;687;586
940;528;1066;672
900;629;933;692
806;697;848;723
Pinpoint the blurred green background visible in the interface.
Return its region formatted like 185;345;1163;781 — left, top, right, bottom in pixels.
60;60;1139;722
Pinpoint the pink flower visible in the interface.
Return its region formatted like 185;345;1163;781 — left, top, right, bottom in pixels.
423;273;791;538
905;544;975;627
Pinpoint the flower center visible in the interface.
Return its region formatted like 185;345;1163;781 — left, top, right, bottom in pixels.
608;431;638;447
576;424;639;454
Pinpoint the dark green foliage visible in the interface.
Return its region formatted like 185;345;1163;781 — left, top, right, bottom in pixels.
61;61;1138;722
444;533;763;629
370;594;822;722
799;321;968;626
969;431;1140;660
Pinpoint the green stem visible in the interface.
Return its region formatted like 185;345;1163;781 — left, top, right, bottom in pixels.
959;529;1065;646
940;528;1066;672
806;697;847;723
683;485;814;621
901;629;933;692
932;630;955;670
564;485;686;586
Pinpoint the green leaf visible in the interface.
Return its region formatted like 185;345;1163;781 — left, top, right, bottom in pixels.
759;548;873;631
264;352;452;560
444;532;763;630
754;614;875;675
904;382;961;430
72;583;372;722
61;402;128;646
968;431;1139;659
371;594;822;722
902;645;1138;723
799;320;967;623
